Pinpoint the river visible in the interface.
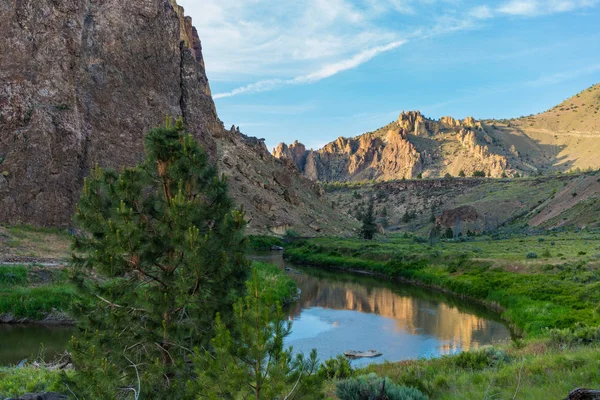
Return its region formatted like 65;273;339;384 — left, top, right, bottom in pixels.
0;253;511;367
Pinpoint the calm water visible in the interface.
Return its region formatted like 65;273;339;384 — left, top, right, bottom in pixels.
0;324;75;366
253;253;511;367
0;253;511;366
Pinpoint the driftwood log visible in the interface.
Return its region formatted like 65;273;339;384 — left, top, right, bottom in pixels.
567;388;600;400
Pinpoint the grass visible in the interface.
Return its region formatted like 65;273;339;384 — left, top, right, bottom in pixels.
285;231;600;336
327;343;600;400
0;367;69;398
0;225;71;259
0;285;77;320
0;265;28;286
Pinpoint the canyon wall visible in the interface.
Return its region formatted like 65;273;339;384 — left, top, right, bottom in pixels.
0;0;354;235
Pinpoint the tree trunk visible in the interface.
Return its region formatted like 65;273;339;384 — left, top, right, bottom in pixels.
567;388;600;400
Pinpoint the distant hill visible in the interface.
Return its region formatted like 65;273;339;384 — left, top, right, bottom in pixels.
325;172;600;236
273;84;600;182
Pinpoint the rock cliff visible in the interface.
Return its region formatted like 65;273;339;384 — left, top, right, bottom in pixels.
274;84;600;182
0;0;355;235
274;111;512;181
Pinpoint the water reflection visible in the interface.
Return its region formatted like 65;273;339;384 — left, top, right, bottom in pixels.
253;253;511;366
0;324;75;366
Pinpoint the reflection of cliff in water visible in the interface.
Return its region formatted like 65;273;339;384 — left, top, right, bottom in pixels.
254;253;509;353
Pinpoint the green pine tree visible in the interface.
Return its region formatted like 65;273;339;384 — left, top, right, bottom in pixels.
360;197;377;240
67;118;250;399
192;269;322;399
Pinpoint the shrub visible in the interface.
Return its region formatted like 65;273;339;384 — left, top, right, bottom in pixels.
336;373;428;400
284;229;301;238
453;347;509;370
247;235;283;251
526;252;538;259
548;326;600;348
0;265;28;286
542;249;552;258
319;355;353;380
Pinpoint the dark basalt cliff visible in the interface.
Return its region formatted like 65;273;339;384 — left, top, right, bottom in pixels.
0;0;355;235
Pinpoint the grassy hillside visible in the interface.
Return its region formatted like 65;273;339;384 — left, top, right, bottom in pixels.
326;172;600;235
485;83;600;173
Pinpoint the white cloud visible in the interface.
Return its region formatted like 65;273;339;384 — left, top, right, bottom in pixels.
497;0;599;16
214;40;407;98
526;63;600;86
470;5;494;19
177;0;599;98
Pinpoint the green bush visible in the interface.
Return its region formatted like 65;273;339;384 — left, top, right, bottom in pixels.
247;235;283;251
548;325;600;348
0;266;28;286
337;373;428;400
453;347;509;370
0;367;66;398
526;252;538;259
319;355;353;380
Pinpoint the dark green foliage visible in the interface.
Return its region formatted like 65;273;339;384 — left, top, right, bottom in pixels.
336;373;428;400
67;119;250;399
319;355;353;380
458;170;466;178
526;252;538;259
0;266;28;286
402;210;417;223
361;197;377;240
192;269;322;399
473;170;486;178
444;227;454;239
248;235;283;251
285;229;301;238
444;173;452;179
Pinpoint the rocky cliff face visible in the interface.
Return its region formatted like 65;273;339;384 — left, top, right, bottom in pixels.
274;84;600;183
273;111;511;182
0;0;355;235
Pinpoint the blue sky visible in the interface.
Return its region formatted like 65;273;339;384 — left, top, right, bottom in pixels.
178;0;600;150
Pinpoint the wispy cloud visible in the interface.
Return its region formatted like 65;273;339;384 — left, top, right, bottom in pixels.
492;0;599;17
178;0;599;99
526;63;600;86
215;40;406;99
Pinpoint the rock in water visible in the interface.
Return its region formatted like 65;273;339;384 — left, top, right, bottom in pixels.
343;350;383;359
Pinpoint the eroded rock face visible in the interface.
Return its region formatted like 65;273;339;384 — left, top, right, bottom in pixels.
0;0;356;235
273;111;512;182
0;0;218;225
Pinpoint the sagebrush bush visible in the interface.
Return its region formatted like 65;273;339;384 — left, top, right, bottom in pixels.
548;325;600;348
336;373;428;400
453;347;509;370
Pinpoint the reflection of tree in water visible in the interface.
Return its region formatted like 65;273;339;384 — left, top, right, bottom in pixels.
252;253;510;352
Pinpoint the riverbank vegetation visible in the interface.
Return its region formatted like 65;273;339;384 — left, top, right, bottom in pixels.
284;231;600;399
0;265;75;322
285;231;600;336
